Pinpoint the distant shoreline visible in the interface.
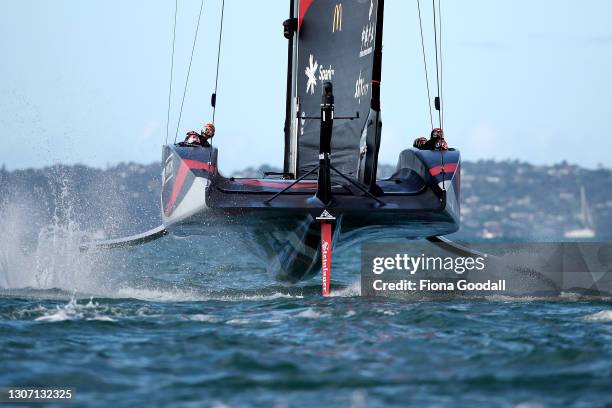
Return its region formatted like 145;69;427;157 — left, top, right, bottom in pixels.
1;160;611;241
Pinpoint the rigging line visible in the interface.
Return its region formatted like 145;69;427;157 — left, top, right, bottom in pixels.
432;0;445;190
416;0;434;130
174;0;206;143
438;0;444;130
209;0;225;166
432;0;442;129
165;0;178;145
212;0;225;123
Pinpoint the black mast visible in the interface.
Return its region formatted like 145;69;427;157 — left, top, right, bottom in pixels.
316;82;334;205
282;1;297;176
371;0;384;112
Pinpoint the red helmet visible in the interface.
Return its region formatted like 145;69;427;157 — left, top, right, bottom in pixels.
436;139;449;151
185;130;201;145
413;137;428;148
202;122;215;138
431;128;444;139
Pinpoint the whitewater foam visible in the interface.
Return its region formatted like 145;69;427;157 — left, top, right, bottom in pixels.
0;181;110;294
112;286;303;303
226;318;251;325
330;279;361;297
187;314;220;322
295;308;325;319
583;310;612;322
34;296;117;322
374;308;398;316
114;287;203;302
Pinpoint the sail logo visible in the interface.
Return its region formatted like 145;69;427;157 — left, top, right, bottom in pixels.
332;3;342;33
305;54;319;94
316;210;336;220
300;111;306;135
321;240;329;288
305;54;335;94
163;154;175;184
360;22;375;58
354;70;369;102
319;65;335;81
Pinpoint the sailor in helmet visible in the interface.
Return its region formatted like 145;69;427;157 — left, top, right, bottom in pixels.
413;128;448;151
184;122;215;147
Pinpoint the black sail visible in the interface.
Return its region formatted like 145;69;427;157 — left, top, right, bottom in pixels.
296;0;382;178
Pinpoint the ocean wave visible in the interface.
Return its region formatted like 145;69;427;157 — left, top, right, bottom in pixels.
187;314;220;322
221;292;304;302
485;293;612;302
34;296;117;323
226;318;252;325
113;287;203;302
583;310;612;322
295;308;326;319
112;287;303;303
330;279;361;297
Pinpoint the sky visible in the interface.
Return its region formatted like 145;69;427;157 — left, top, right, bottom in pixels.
1;0;611;173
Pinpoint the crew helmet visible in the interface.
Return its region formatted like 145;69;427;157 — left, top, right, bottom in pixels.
431;128;444;140
185;130;200;144
202;122;215;138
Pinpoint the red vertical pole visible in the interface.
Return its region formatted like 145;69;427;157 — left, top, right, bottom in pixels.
320;221;332;296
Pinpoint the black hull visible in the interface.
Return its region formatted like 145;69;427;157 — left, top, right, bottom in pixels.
161;144;460;283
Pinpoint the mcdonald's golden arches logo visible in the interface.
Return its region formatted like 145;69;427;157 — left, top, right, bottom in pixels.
332;3;342;32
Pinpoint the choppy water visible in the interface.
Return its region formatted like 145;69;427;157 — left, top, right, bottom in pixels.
1;208;612;407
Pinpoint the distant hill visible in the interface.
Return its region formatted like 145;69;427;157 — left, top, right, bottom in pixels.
1;161;611;240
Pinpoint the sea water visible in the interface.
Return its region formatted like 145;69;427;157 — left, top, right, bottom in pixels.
0;202;611;407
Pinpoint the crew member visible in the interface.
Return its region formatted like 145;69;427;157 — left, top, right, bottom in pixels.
184;130;202;145
183;122;215;147
200;122;215;146
413;128;448;151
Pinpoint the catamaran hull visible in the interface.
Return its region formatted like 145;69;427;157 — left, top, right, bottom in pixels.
161;144;460;283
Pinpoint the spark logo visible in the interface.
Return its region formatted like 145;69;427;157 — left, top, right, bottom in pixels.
305;54;319;94
318;65;335;81
305;55;335;95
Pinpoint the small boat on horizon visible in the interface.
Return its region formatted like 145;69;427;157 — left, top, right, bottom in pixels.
564;186;596;239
